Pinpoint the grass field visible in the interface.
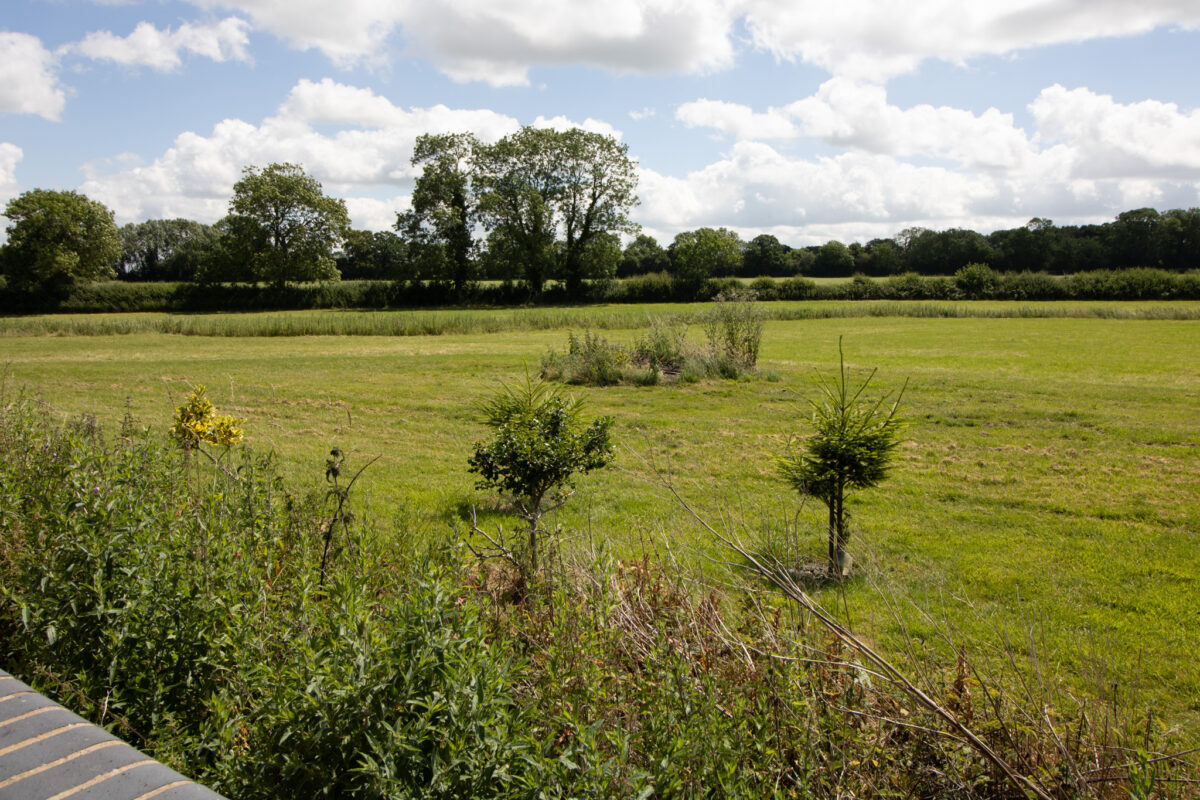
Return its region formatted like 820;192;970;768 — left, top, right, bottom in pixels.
4;301;1198;736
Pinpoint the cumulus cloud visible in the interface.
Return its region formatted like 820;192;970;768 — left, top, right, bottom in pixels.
79;78;521;226
1031;84;1200;179
675;99;797;140
175;1;1200;85
0;142;22;203
742;0;1200;82
532;115;623;139
67;18;252;71
188;0;734;80
0;32;66;120
678;79;1037;170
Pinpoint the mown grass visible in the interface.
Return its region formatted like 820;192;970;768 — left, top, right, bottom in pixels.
3;306;1198;739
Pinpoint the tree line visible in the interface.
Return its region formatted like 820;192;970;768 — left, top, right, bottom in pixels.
2;125;1198;303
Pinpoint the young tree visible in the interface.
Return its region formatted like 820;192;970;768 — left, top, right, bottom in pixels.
228;162;350;287
1;189;121;296
776;342;906;576
468;376;613;575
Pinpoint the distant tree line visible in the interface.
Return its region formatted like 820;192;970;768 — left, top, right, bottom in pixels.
2;126;1198;307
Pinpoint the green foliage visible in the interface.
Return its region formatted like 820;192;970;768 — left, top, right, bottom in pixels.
468;377;613;572
669;227;743;289
402;133;480;292
228;162;350;287
955;262;1001;299
541;330;630;386
1;189;121;297
117;218;216;282
777;341;906;574
473;126;639;296
703;288;764;376
0;396;537;797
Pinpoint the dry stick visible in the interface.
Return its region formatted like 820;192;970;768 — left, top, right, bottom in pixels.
661;480;1055;800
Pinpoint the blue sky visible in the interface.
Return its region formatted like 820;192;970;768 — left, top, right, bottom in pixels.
2;1;1199;246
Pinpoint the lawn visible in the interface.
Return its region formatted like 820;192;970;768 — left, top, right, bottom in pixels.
3;303;1198;735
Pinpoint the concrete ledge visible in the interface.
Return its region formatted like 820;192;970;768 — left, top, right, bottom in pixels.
0;670;226;800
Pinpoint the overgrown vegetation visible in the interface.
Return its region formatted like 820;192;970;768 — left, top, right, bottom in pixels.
541;289;766;385
2;392;1194;798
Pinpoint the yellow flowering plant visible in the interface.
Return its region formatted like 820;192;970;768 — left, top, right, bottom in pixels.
171;385;245;451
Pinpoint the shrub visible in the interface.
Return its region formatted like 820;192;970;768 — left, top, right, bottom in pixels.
540;330;630;386
955;262;1000;299
467;377;614;575
703;288;764;376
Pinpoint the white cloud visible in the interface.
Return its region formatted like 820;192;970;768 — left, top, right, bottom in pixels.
0;32;66;120
182;0;1200;84
629;107;655;120
0;142;22;205
675;99;797;140
677;80;1036;170
532;115;623;139
67;18;252;71
742;0;1200;82
187;0;735;80
635;126;1200;246
1031;84;1200;179
79;78;521;227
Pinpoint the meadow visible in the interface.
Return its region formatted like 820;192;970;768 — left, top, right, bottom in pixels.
3;299;1199;740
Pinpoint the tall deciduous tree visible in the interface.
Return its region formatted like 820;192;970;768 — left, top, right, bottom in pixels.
118;218;216;281
1;189;121;296
473;126;639;295
228;162;350;287
401;132;479;292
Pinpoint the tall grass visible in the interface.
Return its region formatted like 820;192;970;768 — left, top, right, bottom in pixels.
3;299;1199;338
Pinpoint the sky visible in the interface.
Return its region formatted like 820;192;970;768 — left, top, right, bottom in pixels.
2;1;1200;248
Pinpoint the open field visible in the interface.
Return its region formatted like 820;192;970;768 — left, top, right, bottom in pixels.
3;302;1199;735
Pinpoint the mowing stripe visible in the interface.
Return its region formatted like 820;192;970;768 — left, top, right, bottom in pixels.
0;740;123;790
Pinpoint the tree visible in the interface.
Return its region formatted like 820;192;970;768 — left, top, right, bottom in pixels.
812;240;854;276
228;162;350;287
743;234;792;277
777;342;906;576
1;189;120;296
473;126;639;295
403;133;479;292
337;229;410;281
669;227;743;293
619;233;669;277
117;218;216;281
467;376;613;576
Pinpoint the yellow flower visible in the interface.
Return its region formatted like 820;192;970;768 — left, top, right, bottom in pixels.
171;385;244;449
